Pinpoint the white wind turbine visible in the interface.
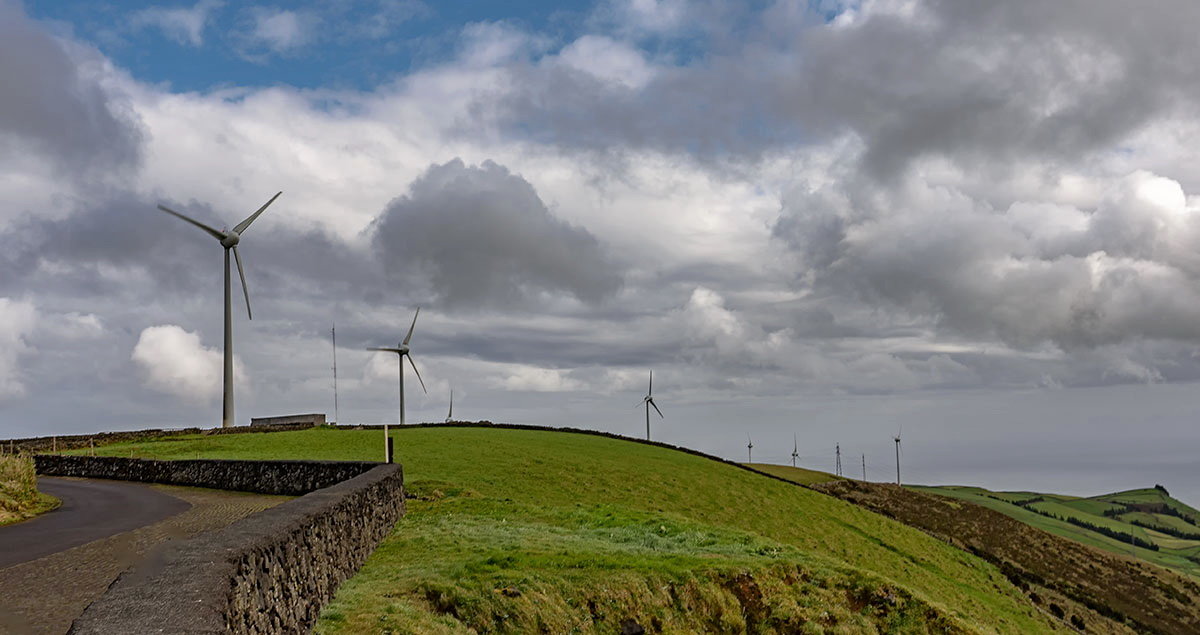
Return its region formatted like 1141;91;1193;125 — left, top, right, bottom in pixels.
157;192;282;428
638;371;664;440
894;428;903;486
747;433;754;463
791;433;799;467
368;308;427;462
446;387;454;423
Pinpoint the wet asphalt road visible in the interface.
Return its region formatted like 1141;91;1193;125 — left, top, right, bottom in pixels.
0;477;191;569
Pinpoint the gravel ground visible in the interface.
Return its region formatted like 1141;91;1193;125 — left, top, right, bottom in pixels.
0;482;288;635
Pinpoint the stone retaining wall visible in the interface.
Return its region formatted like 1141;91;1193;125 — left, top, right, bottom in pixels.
34;455;378;496
6;422;316;454
67;463;405;634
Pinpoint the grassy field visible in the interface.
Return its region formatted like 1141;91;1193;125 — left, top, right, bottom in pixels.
0;453;59;526
742;463;841;486
84;426;1059;633
914;484;1200;579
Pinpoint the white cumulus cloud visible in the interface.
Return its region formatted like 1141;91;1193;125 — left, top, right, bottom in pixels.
131;325;240;402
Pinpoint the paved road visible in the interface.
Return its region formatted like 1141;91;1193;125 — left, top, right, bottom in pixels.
0;477;191;569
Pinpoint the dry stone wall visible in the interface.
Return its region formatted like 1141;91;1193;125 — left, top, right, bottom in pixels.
34;455;378;496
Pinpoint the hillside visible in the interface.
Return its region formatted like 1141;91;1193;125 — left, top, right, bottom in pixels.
807;480;1200;634
80;425;1061;633
913;485;1200;580
0;453;58;526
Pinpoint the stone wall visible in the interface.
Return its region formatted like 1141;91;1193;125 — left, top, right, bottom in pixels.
67;463;405;634
34;455;378;496
5;421;316;454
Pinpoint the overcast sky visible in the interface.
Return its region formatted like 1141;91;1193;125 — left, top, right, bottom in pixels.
3;0;1199;504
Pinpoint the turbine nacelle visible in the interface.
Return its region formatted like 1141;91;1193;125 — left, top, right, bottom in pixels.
220;231;240;249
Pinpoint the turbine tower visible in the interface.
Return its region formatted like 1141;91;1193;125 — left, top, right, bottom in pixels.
639;371;664;440
894;429;902;485
368;308;427;462
791;433;798;467
157;192;281;428
747;434;754;463
446;387;454;423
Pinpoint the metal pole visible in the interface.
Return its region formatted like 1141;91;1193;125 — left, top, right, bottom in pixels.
645;401;650;440
332;324;339;426
895;440;901;485
222;248;234;428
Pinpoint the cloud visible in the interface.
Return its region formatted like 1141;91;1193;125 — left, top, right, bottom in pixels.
371;158;623;308
774;167;1200;352
0;1;142;173
238;8;315;57
129;0;223;47
0;298;37;399
131;325;240;402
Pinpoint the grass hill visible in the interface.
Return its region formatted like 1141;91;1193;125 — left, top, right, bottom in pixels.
912;485;1200;580
77;425;1063;633
0;453;58;526
810;480;1200;634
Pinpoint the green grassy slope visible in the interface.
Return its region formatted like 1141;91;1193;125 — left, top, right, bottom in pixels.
85;427;1058;633
742;463;842;485
0;453;59;526
915;485;1200;579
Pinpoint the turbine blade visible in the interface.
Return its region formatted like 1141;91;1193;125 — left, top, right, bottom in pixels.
403;307;420;345
650;399;664;418
233;191;282;234
232;246;251;320
157;204;224;241
649;370;653;396
367;347;404;353
406;354;427;393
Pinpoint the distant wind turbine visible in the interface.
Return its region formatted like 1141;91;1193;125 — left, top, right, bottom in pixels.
791;433;798;467
894;428;903;486
157;192;281;428
638;371;664;440
747;434;754;463
368;308;428;462
446;387;454;423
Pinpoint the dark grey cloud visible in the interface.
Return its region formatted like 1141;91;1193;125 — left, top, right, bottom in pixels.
0;1;142;173
371;158;623;308
481;0;1200;180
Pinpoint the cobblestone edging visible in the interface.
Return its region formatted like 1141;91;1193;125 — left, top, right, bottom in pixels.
67;463;405;634
33;455;377;496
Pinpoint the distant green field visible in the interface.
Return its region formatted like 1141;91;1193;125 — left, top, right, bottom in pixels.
1055;499;1124;517
915;484;1200;579
83;427;1058;633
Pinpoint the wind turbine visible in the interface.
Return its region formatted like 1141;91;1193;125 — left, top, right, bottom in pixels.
747;434;754;463
894;428;902;486
157;192;281;428
791;433;798;467
638;371;664;440
368;308;427;462
446;387;454;423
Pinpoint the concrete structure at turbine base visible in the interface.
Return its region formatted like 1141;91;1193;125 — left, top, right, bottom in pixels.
250;413;327;427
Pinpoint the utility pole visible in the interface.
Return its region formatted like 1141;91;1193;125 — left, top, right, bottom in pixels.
331;324;339;425
835;443;842;476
